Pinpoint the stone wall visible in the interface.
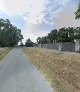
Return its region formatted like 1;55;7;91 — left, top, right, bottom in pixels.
34;42;80;52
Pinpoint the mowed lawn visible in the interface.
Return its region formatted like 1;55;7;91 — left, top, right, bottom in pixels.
23;47;80;92
0;47;12;60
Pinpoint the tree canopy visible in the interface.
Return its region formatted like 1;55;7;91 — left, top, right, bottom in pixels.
36;27;80;44
25;38;34;47
75;1;80;19
36;2;80;44
0;19;23;47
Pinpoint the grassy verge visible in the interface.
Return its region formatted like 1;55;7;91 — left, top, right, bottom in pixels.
23;47;80;92
0;47;12;60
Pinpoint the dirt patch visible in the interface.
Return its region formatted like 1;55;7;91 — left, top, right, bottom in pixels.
23;47;80;92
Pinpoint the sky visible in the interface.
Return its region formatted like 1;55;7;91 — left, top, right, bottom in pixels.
0;0;79;43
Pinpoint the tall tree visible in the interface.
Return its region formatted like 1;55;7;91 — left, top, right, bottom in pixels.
47;33;53;43
0;19;23;47
57;27;75;42
50;29;57;43
74;27;80;39
75;1;80;19
37;37;42;44
25;38;34;47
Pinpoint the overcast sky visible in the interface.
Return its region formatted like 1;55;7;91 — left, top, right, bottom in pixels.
0;0;79;43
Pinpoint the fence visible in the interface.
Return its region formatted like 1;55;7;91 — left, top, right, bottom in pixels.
34;42;80;52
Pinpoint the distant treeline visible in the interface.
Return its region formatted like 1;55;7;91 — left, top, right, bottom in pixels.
36;27;80;44
0;19;23;47
36;2;80;44
21;2;80;47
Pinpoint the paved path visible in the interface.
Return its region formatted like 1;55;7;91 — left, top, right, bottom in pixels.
0;48;55;92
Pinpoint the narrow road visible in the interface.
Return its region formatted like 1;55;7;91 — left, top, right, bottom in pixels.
0;48;55;92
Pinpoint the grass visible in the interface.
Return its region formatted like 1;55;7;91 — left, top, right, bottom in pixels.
23;47;80;92
0;47;12;60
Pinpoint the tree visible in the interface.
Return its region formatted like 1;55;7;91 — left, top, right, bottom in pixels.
37;37;42;44
41;36;48;44
47;33;53;43
75;1;80;19
74;27;80;39
56;27;68;42
25;38;34;47
0;19;23;47
67;27;75;42
36;27;79;44
56;27;75;42
50;29;57;43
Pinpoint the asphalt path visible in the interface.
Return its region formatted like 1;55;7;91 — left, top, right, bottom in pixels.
0;48;56;92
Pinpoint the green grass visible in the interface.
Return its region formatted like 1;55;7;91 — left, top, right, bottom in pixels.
0;47;12;60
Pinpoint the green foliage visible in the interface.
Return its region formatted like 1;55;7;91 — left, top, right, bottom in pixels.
37;37;42;44
36;2;80;44
74;27;80;39
0;19;23;47
57;27;75;42
36;27;80;44
25;38;34;47
37;36;48;44
47;29;57;43
75;2;80;19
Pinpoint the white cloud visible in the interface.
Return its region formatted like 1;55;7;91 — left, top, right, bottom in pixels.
22;20;56;43
22;22;54;43
0;0;31;15
54;5;80;28
0;1;5;11
0;0;73;24
0;0;78;43
43;0;71;23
